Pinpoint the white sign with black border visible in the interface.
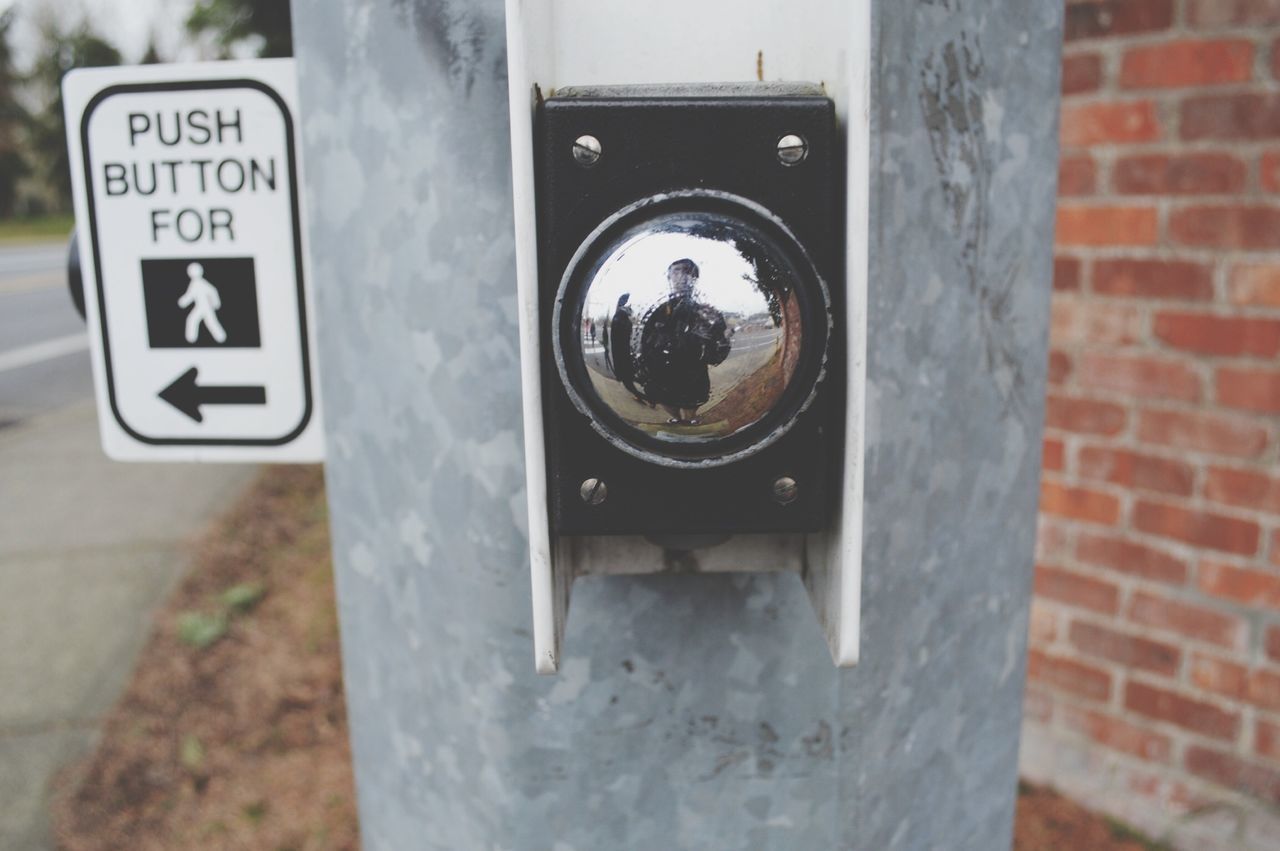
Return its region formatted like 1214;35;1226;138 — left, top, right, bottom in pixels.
64;59;323;461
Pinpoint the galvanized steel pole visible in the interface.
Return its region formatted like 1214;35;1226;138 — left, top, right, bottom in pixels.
290;1;1063;847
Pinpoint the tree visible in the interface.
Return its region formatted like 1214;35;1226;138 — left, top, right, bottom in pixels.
186;0;292;59
26;18;122;211
141;35;164;65
0;9;29;218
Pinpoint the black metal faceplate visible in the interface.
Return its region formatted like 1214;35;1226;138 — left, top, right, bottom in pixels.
536;87;843;535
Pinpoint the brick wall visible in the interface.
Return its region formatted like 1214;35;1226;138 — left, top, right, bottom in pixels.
1027;0;1280;825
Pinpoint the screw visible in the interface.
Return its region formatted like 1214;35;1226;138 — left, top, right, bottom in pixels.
772;476;799;505
572;134;602;167
776;133;808;166
580;477;608;506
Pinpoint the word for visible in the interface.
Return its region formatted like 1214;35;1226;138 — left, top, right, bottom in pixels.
150;208;234;243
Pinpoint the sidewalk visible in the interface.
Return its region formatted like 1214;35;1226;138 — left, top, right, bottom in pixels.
0;401;256;850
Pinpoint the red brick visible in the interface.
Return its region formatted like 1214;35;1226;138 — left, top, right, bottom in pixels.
1128;590;1245;648
1035;564;1121;615
1059;156;1097;196
1138;409;1269;458
1062;53;1104;95
1042;437;1065;472
1093;259;1213;301
1206;467;1280;512
1182;94;1280;141
1057;206;1159;246
1120;40;1254;89
1199;561;1280;610
1127;771;1202;808
1263;152;1280;192
1066;0;1174;41
1229;264;1280;307
1075;532;1189;584
1155;313;1280;358
1258;718;1280;763
1134;501;1260;555
1041;481;1122;525
1054;256;1081;292
1046;394;1127;436
1185;747;1280;804
1077;353;1201;402
1126;681;1240;740
1251;669;1280;711
1069;620;1180;676
1170;206;1280;250
1217;367;1280;414
1189;0;1280;26
1061;102;1161;147
1189;652;1249;699
1048;350;1071;385
1078;447;1194;496
1028;600;1057;645
1052;299;1144;346
1267;624;1280;663
1027;649;1112;701
1126;771;1159;798
1274;530;1280;567
1114;153;1246;195
1063;706;1172;762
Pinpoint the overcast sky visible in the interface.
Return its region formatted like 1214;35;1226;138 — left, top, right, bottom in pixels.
3;0;201;68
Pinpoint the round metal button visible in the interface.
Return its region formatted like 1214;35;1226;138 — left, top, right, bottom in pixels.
555;193;829;467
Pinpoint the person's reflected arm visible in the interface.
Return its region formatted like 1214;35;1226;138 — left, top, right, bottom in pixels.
703;308;731;366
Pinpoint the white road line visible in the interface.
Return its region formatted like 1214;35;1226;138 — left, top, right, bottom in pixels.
0;333;89;375
0;271;63;296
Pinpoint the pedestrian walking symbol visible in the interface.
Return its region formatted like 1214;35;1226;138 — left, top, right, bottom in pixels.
179;262;226;343
142;257;261;348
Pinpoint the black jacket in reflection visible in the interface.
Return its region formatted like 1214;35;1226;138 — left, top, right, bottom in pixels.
634;259;731;420
605;293;642;400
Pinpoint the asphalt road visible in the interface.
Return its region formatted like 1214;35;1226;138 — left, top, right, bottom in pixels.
0;242;91;425
0;240;257;850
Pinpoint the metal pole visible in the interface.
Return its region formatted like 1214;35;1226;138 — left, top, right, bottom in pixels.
289;1;1063;847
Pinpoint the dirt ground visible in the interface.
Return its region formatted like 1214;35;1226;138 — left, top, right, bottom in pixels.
50;466;357;851
1014;783;1169;851
50;467;1166;850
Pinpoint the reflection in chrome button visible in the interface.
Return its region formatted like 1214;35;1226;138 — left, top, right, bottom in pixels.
566;211;809;455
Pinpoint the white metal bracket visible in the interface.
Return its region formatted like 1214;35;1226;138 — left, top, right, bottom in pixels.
504;0;870;673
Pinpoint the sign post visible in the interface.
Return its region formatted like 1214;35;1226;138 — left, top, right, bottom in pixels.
64;60;322;462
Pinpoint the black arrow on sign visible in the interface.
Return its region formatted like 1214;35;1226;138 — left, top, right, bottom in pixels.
159;367;267;423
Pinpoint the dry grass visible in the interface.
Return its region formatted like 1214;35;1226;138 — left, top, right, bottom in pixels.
50;466;358;851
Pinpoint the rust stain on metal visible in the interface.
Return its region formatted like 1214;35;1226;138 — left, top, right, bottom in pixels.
756;50;764;82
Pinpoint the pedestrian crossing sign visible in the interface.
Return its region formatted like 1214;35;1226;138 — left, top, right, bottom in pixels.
63;59;323;461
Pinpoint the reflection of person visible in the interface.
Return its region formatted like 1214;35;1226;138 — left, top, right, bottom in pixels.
178;262;227;344
637;259;731;425
605;293;645;401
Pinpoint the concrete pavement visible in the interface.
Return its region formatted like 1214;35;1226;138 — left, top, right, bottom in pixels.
0;241;257;850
